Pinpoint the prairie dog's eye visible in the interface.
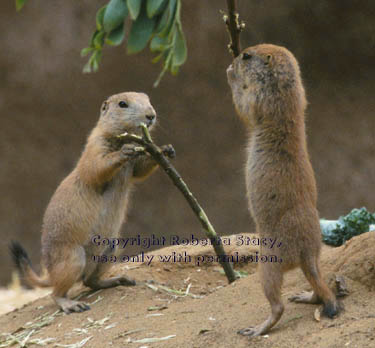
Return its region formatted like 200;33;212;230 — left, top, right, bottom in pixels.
242;53;252;60
118;101;128;108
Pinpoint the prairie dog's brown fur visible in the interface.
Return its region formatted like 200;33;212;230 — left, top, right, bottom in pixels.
10;92;174;314
227;44;339;336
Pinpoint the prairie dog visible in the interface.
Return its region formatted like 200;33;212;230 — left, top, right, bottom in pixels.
227;44;339;336
10;92;175;314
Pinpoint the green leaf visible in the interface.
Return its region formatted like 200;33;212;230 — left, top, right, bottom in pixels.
96;5;107;31
153;52;172;87
147;0;167;18
106;24;125;46
103;0;128;33
159;0;177;37
127;0;141;20
93;31;106;49
89;30;99;47
150;35;169;52
16;0;26;11
154;4;169;34
127;6;156;54
151;49;170;64
81;47;94;57
172;27;187;66
83;60;92;74
151;51;164;64
151;0;185;87
83;51;101;74
170;64;179;75
92;51;102;72
92;56;100;72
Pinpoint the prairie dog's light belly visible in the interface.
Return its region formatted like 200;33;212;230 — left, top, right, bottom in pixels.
245;147;296;225
89;166;133;241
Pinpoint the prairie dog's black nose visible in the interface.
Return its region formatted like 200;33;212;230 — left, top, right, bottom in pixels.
146;114;155;121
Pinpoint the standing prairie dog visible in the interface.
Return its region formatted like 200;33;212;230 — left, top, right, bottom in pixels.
10;92;175;314
227;44;339;336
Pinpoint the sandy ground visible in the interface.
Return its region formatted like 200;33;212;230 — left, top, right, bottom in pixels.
0;232;374;348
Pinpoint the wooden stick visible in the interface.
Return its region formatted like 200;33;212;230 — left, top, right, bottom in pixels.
224;0;243;57
118;125;238;283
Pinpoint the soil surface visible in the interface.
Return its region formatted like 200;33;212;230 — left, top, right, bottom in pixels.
0;232;374;348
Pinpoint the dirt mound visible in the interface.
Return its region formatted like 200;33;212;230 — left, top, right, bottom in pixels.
325;231;375;290
0;232;374;348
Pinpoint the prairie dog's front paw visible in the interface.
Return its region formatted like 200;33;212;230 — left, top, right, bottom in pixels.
121;144;144;159
161;144;176;159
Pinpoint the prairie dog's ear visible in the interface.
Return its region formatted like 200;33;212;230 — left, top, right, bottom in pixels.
265;54;273;66
101;100;109;114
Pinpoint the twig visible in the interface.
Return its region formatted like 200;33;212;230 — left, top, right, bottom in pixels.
144;282;202;299
118;125;238;283
223;0;244;57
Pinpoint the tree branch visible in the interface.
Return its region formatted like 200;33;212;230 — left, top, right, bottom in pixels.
118;125;238;283
224;0;243;57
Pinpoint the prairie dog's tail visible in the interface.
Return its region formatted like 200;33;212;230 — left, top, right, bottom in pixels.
9;241;50;288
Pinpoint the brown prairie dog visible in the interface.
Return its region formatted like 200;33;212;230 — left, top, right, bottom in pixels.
227;44;339;336
10;92;175;314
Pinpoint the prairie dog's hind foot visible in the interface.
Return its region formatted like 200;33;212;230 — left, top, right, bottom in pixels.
237;323;268;338
84;275;136;291
113;276;136;287
238;327;260;337
322;299;340;318
54;297;90;314
289;291;321;304
289;291;340;318
238;301;284;338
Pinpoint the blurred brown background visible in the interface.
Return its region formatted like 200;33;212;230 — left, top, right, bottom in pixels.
0;0;374;285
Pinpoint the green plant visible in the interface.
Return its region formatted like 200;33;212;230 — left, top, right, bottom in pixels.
320;207;375;246
16;0;245;87
15;0;187;87
81;0;187;87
